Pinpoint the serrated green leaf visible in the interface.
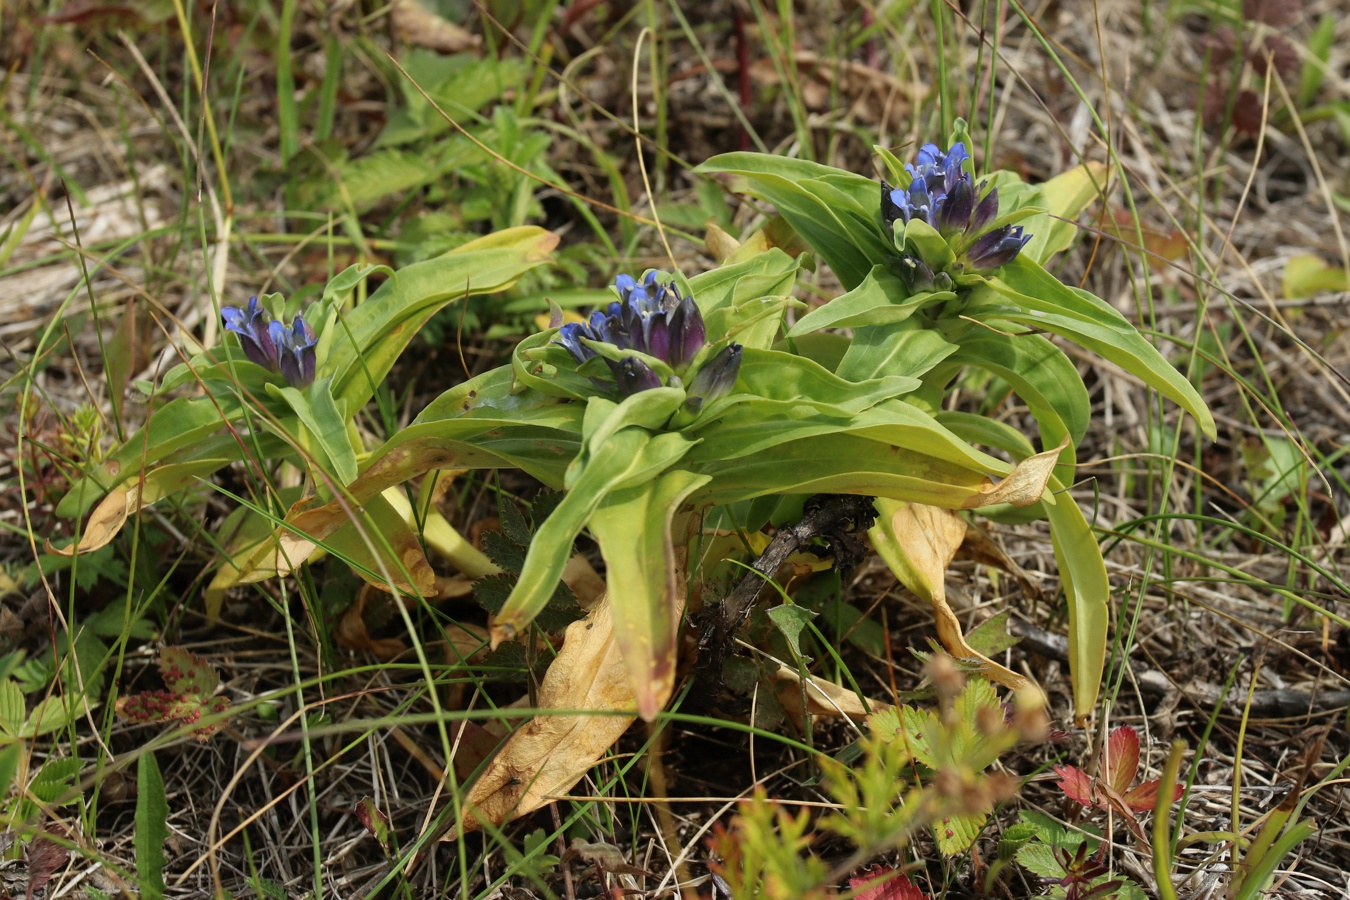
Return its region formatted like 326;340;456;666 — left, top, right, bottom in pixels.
481;532;527;575
1016;842;1065;879
498;497;533;547
935;811;986;855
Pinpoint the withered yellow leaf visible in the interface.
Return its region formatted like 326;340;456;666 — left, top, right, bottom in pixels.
871;500;1045;705
962;437;1067;509
442;594;653;839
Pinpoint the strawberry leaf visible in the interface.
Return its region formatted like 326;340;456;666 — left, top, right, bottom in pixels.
848;865;928;900
1102;726;1141;796
1054;764;1094;807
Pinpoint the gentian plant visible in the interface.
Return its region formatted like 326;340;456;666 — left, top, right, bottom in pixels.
55;122;1214;731
52;228;559;615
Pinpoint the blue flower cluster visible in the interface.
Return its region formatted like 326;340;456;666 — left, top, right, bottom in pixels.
556;272;741;408
221;297;318;388
881;142;1030;276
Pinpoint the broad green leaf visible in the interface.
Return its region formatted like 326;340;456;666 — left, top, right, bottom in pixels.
692;433;1001;509
493;424;695;644
1044;477;1109;727
698;153;889;289
836;320;959;383
1019;161;1111;264
270;380;359;487
688;248;802;351
329;226;558;412
788;265;947;336
589;470;710;720
696;347;921;426
978;256;1215;438
136;752;168;900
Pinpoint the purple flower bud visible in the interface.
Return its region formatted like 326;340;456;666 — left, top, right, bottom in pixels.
686;343;742;409
666;291;706;369
966;225;1031;271
969;183;1000;236
936;176;974;237
277;315;318;388
606;356;662;397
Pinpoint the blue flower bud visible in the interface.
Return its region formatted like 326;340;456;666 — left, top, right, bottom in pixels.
966;225;1031;271
685;343;742;412
606;355;662;397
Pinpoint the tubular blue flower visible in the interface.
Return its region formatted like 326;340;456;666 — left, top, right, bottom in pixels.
553;271;741;401
879;141;1032;273
966;225;1031;271
276;315;318;388
221;297;278;370
221;298;318;388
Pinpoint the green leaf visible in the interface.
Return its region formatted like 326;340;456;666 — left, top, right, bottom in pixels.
1298;15;1336;108
697;153;890;289
136;752;168;900
0;680;24;736
836;320;959;383
329;226;558;413
271;379;359;486
1016;842;1065;879
766;603;817;661
57;397;231;519
0;744;19;798
978;256;1215;438
588;469;710;720
935;811;987;856
965;610;1019;657
788;265;949;336
1282;254;1349;299
1018;162;1110;264
495;415;694;643
1044;477;1109;727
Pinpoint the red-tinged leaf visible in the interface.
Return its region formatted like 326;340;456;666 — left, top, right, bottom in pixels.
158;647;219;698
1102;726;1141;796
354;797;391;852
1122;779;1184;813
848;865;929;900
1054;764;1095;807
25;835;69;896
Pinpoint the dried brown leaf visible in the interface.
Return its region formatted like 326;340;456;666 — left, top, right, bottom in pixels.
441;594;645;839
391;0;480;53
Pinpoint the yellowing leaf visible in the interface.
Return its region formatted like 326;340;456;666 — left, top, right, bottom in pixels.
48;459;232;557
870;500;1044;704
963;437;1066;509
443;594;648;839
